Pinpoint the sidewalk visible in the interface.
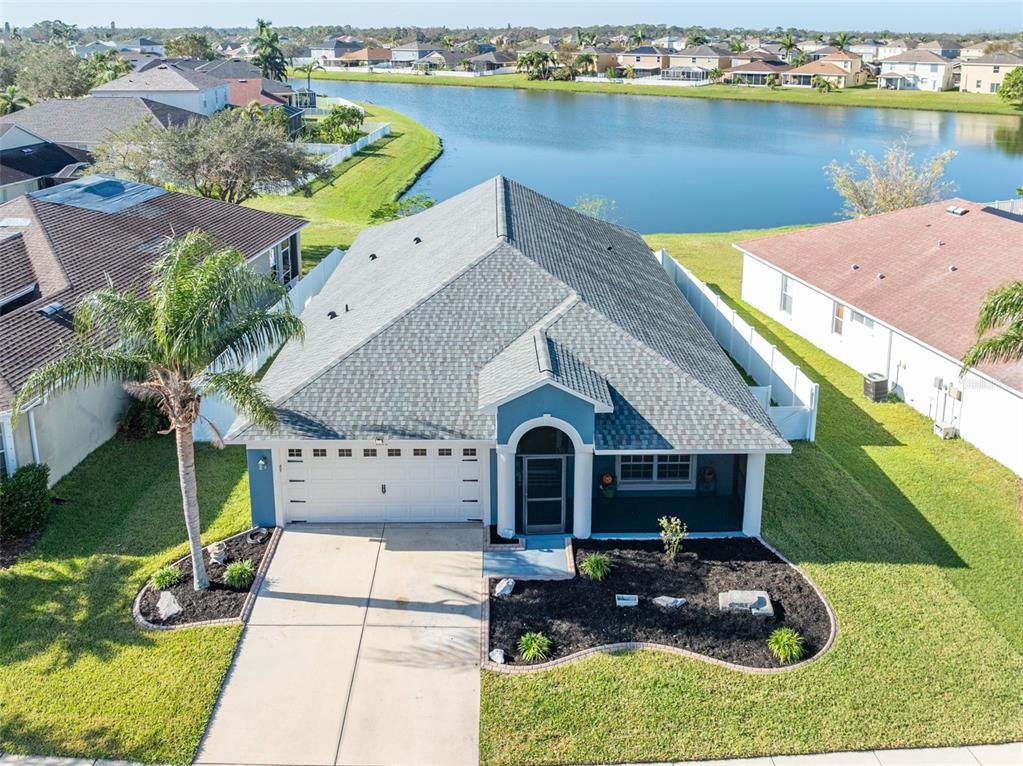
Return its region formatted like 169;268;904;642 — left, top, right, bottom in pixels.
2;742;1019;766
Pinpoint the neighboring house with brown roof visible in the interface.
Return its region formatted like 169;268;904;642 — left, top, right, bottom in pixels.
91;64;230;115
877;39;917;60
877;49;955;91
0;175;307;483
468;50;519;72
616;46;672;76
663;45;731;80
339;47;393;67
783;53;866;88
735;199;1023;476
918;39;962;59
0;96;203;150
412;50;470;70
959;50;1023;93
0;125;91;202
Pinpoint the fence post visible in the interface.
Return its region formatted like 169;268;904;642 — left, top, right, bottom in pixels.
768;346;776;395
792;366;800;406
747;326;754;377
730;309;737;356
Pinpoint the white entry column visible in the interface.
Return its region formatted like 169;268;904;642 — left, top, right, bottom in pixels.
573;445;593;539
742;452;766;536
496;445;516;538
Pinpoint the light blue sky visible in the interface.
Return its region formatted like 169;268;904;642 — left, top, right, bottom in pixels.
5;1;1021;34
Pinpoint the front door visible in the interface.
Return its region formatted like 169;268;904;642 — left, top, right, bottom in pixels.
523;456;565;533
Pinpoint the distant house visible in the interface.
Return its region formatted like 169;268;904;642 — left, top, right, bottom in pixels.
0;176;307;483
616;46;671;76
309;38;363;65
468;50;519;72
91;64;230;116
736;200;1023;477
877;39;917;60
116;50;164;72
196;58;316;112
70;40;117;57
877;49;954;91
730;49;789;67
959;50;1023;93
413;50;471;70
575;46;624;74
848;39;885;63
806;45;841;61
651;35;685;51
391;42;445;67
216;40;251;58
0;96;203;150
958;41;1015;61
723;59;792;85
0;125;90;203
117;37;165;56
339;47;393;67
918;39;963;59
786;50;867;86
663;45;731;80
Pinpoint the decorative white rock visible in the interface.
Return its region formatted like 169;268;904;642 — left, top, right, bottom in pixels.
489;648;506;664
652;595;687;609
208;541;227;565
157;591;182;621
494;578;515;597
718;589;774;618
615;594;639;607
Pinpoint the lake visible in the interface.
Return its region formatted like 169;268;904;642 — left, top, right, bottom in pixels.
318;80;1023;233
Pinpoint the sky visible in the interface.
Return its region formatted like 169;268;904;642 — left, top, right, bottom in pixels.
3;0;1021;34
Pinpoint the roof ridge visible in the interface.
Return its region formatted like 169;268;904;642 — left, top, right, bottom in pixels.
233;241;511;438
495;176;508;241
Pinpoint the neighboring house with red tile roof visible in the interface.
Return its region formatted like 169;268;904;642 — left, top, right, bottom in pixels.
783;60;859;87
735;199;1023;476
0;175;307;483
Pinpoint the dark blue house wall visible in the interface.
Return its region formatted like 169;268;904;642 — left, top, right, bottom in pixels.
496;384;595;445
247;448;277;527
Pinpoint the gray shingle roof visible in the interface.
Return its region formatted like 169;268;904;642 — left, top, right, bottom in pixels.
91;64;225;93
0;97;203;148
233;177;786;451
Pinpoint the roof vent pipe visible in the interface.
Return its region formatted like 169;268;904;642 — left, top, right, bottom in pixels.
413;236;422;244
345;303;349;312
948;265;957;272
327;310;338;319
369;253;377;261
877;273;886;280
851;263;860;270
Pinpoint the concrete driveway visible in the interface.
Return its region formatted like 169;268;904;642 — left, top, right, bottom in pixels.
195;523;483;766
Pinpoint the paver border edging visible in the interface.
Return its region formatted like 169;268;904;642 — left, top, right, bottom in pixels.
132;526;282;631
480;535;838;674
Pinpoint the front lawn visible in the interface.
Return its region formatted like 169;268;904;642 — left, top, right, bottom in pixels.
480;229;1023;764
245;103;441;271
0;437;251;763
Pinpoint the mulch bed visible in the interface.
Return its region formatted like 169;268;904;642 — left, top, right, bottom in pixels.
488;538;831;668
138;529;271;626
1;529;45;570
488;525;521;546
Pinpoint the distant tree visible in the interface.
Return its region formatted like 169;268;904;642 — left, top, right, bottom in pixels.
370;193;435;222
575;52;596;74
623;63;637;79
832;32;851;50
791;51;810;67
17;45;92;98
313;103;364;143
766;73;781;90
573;195;618;222
48;20;79;45
166;32;216;60
811;74;833;93
686;30;707;47
293;62;325;90
779;32;797;61
85;50;131;85
983;40;1014;54
251;18;287;81
963;282;1023;370
628;28;645;48
90;117;161;183
998;67;1023;107
0;85;31;115
825;140;957;218
439;34;455;49
729;38;745;53
604;65;616;79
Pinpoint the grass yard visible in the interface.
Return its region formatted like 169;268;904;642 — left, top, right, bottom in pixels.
306;70;1023;116
0;437;251;763
479;229;1023;765
245;103;441;271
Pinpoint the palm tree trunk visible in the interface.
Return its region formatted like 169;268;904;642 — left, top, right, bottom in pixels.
175;424;210;590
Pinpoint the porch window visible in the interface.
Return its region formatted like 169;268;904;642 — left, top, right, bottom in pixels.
851;310;875;331
831;302;845;335
618;454;693;486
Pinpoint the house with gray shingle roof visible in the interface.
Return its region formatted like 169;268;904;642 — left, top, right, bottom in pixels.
0;175;307;484
228;177;788;538
91;64;229;115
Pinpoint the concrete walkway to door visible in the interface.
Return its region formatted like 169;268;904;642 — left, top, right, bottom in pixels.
195;523;483;766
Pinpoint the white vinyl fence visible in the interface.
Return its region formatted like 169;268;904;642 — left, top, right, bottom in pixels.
262;123;391;196
654;250;819;441
194;247;347;442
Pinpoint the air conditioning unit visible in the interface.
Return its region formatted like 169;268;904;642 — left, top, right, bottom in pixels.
863;372;888;402
933;421;959;440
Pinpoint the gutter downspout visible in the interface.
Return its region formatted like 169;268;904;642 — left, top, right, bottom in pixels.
27;409;40;464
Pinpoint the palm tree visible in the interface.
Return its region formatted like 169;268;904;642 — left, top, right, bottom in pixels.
293;62;325;90
628;28;645;48
13;232;303;590
812;74;833;93
251;18;288;81
87;50;131;84
439;34;455;49
779;32;797;62
707;67;723;82
963;281;1023;369
0;85;31;115
575;52;596;74
686;31;707;47
623;64;637;79
729;38;746;53
517;53;533;76
832;32;851;50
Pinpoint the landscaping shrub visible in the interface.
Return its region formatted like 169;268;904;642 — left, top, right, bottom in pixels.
224;559;256;590
768;627;806;664
117;397;169;439
517;631;552;663
0;463;51;540
658;515;688;562
579;552;612;581
150;564;183;590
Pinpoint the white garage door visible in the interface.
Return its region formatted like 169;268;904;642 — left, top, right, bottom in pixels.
283;444;483;523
